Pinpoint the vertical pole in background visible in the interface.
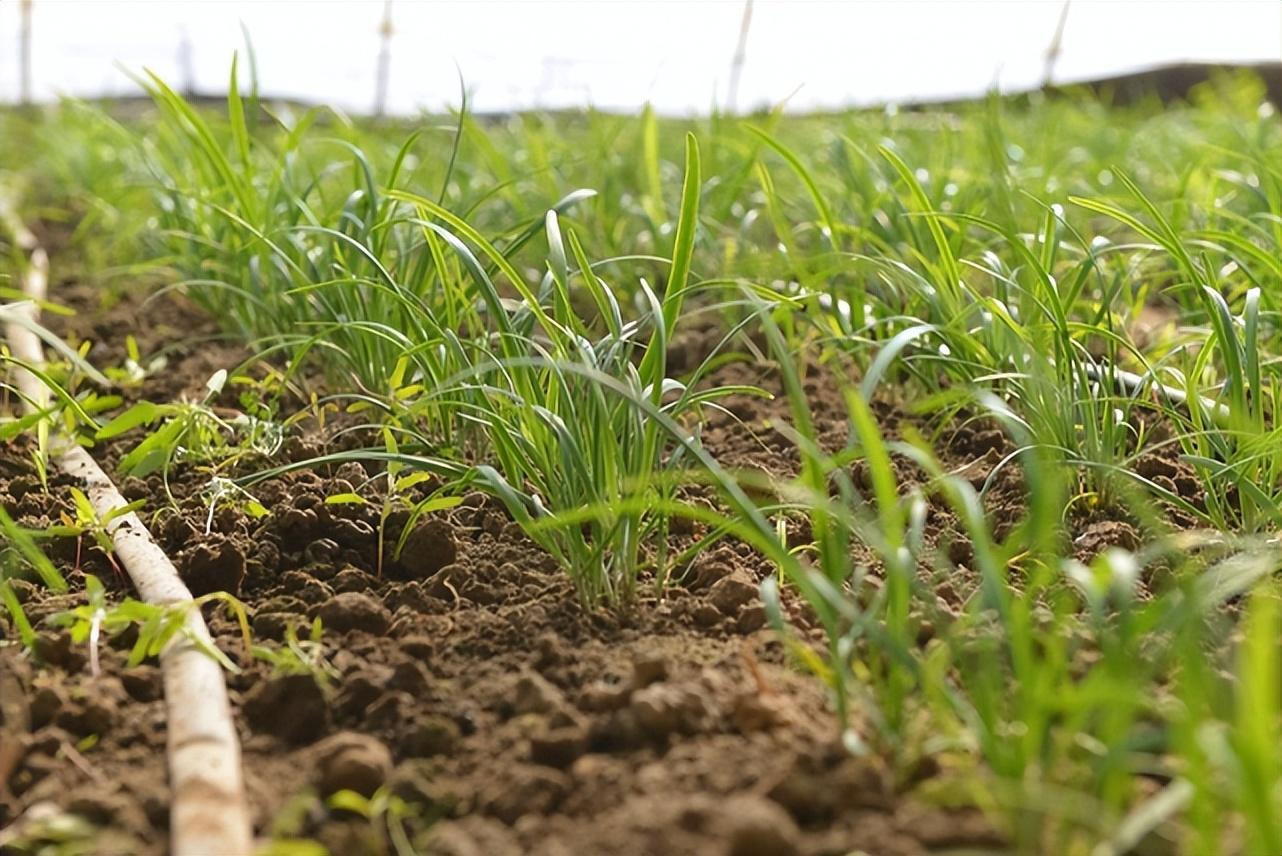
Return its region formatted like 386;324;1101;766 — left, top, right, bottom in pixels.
726;0;753;114
1041;1;1071;90
19;0;33;105
178;27;195;98
374;0;393;118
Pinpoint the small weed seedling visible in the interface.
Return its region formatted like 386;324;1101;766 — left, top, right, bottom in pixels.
0;507;66;648
251;617;339;686
49;574;252;675
45;487;143;579
97;369;282;487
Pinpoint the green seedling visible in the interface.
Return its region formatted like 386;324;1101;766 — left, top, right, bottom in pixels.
1;343;112;487
97;369;282;486
324;427;461;578
256;785;427;856
45;486;144;578
1;507;65;648
325;787;420;856
49;574;252;675
0;804;105;856
103;334;168;386
200;476;270;534
251;617;338;686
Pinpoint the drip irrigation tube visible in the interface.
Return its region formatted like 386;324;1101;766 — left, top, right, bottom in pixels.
2;212;252;855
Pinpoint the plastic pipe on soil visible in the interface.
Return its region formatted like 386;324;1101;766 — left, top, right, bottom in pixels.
1083;362;1231;428
2;219;253;855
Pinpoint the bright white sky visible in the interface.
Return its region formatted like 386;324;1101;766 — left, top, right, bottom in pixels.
0;1;1279;114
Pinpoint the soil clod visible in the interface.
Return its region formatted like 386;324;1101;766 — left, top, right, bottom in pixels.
242;673;330;745
314;731;394;797
395;519;459;579
177;535;246;597
317;592;392;636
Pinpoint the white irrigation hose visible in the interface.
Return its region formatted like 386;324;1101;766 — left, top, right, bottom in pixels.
3;216;252;855
1083;362;1231;428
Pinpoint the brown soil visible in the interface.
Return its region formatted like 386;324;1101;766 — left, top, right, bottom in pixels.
1;283;1204;854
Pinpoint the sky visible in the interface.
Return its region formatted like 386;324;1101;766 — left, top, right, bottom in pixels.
0;1;1279;114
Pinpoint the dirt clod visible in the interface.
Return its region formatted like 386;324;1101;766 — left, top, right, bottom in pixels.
736;605;768;634
630;681;717;737
529;726;588;768
723;795;801;856
336;667;392;717
512;672;566;716
177;535;246;597
317;592;391;636
396;519;458;579
314;731;394;797
120;667;161;703
402;715;460;757
242;673;330;745
732;692;792;733
332;567;378;593
304;538;342;565
482;764;568;822
708;573;759;616
251;611;297;640
388;659;433;695
28;685;65;730
1074;520;1141;561
901;805;1005;849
